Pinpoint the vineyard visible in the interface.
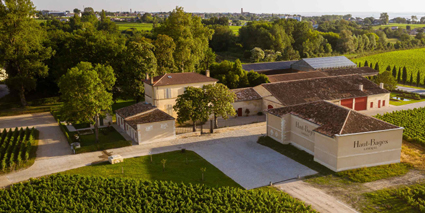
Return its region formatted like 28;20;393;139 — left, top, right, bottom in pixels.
351;48;425;84
0;127;37;172
375;108;425;146
363;182;425;213
0;174;316;212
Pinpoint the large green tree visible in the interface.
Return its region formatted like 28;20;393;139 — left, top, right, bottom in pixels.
154;34;176;75
0;0;53;106
120;41;157;102
374;71;397;91
380;13;389;25
153;7;213;72
204;83;236;128
59;62;116;143
173;87;210;132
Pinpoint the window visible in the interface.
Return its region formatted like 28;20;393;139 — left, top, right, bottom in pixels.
167;104;173;115
370;102;373;108
165;88;172;99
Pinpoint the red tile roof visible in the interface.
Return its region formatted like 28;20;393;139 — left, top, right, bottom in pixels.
144;73;218;87
231;88;262;102
268;101;399;137
115;102;156;118
126;109;175;129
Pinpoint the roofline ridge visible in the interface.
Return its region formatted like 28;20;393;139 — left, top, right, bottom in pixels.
152;74;168;86
339;110;352;135
125;107;157;120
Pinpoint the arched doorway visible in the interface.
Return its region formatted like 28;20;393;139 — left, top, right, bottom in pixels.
268;105;273;109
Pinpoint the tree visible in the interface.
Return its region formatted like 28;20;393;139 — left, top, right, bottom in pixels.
59;62;116;143
250;47;265;62
412;16;418;24
204;84;236;128
374;71;397;91
364;61;369;67
120;41;157;102
392;66;397;78
374;62;380;72
402;66;408;84
337;30;355;53
380;13;389;25
417;71;421;87
83;7;94;14
410;73;414;85
0;0;53;106
397;67;401;82
153;7;213;72
154;34;176;75
98;10;119;33
73;8;81;14
173;87;210;132
209;25;236;52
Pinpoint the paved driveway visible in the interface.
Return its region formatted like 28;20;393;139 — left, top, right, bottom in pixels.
397;86;425;95
190;136;317;189
0;113;72;160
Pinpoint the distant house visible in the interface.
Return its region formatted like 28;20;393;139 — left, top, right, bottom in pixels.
391;26;398;30
144;72;218;117
116;102;176;144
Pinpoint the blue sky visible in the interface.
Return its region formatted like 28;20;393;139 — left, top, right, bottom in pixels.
33;0;425;14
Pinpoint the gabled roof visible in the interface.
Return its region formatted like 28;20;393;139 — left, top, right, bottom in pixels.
231;87;262;102
261;75;389;106
126;109;175;129
115;102;156;118
242;61;297;72
291;56;356;70
268;101;399;137
144;73;218;87
267;67;378;83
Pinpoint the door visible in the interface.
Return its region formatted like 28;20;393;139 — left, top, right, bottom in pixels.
238;108;243;116
100;116;104;126
341;98;354;109
354;97;367;111
268;105;274;109
378;100;381;108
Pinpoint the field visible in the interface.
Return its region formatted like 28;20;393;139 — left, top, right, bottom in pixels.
373;23;425;30
230;25;242;35
375;108;425;146
351;48;425;84
116;22;153;31
0;174;316;212
0;127;37;172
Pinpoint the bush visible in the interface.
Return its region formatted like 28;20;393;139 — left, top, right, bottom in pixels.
257;111;264;116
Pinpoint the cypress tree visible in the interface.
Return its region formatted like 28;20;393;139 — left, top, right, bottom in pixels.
374;62;380;71
402;66;407;84
386;65;391;71
364;61;369;67
417;71;421;87
410;74;413;85
392;66;397;78
397;67;401;82
369;62;373;68
358;62;362;67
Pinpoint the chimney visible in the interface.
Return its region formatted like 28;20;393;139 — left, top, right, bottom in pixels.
150;75;154;85
359;84;364;91
146;73;150;80
379;83;384;89
206;70;210;77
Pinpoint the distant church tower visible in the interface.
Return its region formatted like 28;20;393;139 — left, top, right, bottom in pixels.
241;8;243;14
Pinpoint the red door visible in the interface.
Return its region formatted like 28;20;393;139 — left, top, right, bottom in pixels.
383;100;386;107
354;97;367;111
341;99;354;109
268;105;273;109
378;100;381;108
237;108;243;116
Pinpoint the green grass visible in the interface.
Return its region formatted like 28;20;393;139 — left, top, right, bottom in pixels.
335;163;411;183
79;127;126;146
388;38;400;44
112;99;136;112
116;22;153;31
373;23;425;30
0;96;62;117
229;25;241;35
61;150;241;188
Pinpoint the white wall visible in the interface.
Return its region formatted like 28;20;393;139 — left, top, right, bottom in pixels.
137;120;176;144
232;100;263;116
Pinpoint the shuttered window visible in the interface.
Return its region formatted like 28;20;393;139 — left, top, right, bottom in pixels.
165;88;172;99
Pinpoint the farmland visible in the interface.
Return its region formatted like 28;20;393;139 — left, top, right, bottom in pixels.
116;22;153;31
352;48;425;84
375;108;425;146
372;23;425;30
0;127;37;173
0;174;317;212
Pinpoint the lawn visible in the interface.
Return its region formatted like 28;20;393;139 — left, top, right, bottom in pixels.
61;150;241;188
372;23;425;30
390;92;425;106
0;96;62;117
75;127;131;153
230;25;241;35
116;22;153;31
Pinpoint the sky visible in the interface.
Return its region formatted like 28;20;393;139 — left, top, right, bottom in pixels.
33;0;425;16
